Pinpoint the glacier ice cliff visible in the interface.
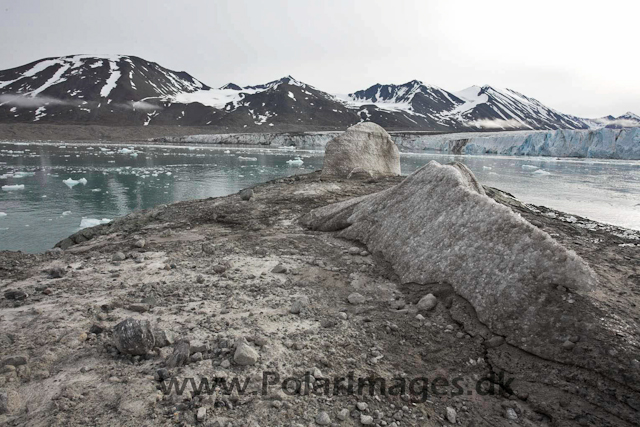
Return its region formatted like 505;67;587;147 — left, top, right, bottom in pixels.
155;127;640;160
392;127;640;159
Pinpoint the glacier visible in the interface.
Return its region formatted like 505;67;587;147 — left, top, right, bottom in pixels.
392;128;640;159
155;127;640;160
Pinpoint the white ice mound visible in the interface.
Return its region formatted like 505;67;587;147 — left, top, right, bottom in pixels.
2;184;25;191
63;177;88;188
303;161;597;335
321;122;401;178
80;218;111;228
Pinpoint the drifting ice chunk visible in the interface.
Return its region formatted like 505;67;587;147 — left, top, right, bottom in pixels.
533;169;551;176
80;218;111;228
2;184;25;191
286;157;304;165
238;156;258;161
0;212;6;217
63;178;88;188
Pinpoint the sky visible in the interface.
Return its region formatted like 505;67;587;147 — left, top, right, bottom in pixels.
0;0;638;118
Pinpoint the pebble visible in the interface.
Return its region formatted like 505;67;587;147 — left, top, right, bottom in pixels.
4;289;27;300
445;407;456;424
360;414;374;425
271;263;288;274
239;188;254;201
290;296;310;314
220;359;231;369
356;401;368;411
347;292;365;304
234;341;259;365
505;407;518;420
1;355;28;368
133;239;146;248
112;252;126;262
197;407;207;422
337;409;350;420
316;411;331;425
417;294;437;311
348;247;360;255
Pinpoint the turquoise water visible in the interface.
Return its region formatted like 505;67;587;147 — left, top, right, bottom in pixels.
1;142;639;253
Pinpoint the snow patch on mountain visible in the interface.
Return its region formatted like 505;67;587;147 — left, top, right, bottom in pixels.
99;58;121;98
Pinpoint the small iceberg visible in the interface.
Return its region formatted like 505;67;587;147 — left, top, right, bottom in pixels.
238;156;258;161
0;212;7;218
521;165;538;170
286;157;304;166
80;217;111;228
62;211;72;216
533;169;551;176
63;177;88;188
2;184;25;191
12;171;35;178
224;150;231;154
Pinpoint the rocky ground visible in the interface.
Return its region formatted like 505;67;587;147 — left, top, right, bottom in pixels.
1;171;639;426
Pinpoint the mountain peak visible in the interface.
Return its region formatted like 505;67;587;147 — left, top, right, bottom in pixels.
220;83;242;91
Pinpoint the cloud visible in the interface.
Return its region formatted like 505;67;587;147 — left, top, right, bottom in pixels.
601;119;640;128
131;100;161;111
0;94;80;108
111;101;162;111
468;118;528;129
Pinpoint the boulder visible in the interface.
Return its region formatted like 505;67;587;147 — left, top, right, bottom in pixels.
321;122;400;179
301;161;639;388
239;188;254;201
417;294;437;311
112;318;155;355
166;340;190;368
234;340;259;366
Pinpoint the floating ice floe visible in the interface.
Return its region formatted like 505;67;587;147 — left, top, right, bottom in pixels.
91;188;102;192
0;212;6;218
224;150;231;154
286;157;304;165
238;156;258;161
522;165;538;170
2;184;25;191
533;169;551;176
63;177;88;188
80;217;111;228
62;211;72;216
12;171;35;178
482;166;492;170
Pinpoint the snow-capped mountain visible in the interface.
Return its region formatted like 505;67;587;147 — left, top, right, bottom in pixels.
0;54;636;132
446;85;589;130
585;112;640;129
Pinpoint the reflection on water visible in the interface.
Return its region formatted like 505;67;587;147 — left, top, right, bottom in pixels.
1;142;639;253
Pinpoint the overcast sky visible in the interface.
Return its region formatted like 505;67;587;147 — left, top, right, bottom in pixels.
1;0;638;117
